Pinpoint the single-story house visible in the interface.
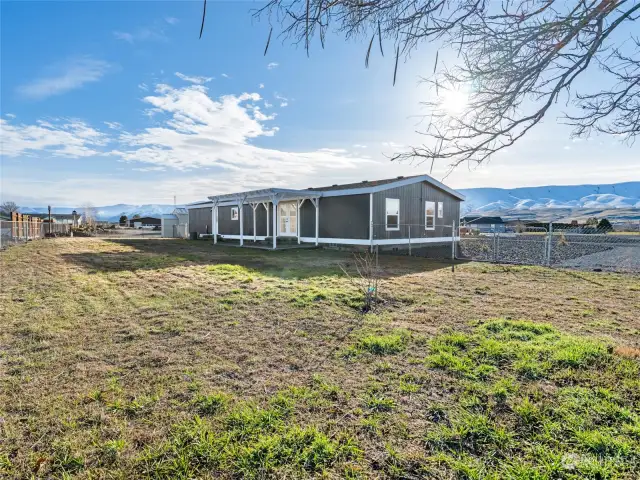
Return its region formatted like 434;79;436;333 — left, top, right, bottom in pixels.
461;216;506;233
186;174;465;249
161;208;189;238
129;216;161;228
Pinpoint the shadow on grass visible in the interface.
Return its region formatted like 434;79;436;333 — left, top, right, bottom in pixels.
60;239;457;279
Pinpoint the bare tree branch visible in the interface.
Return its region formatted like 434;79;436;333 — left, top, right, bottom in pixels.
246;0;638;170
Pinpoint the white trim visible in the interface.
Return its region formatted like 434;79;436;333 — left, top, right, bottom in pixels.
186;202;213;210
425;201;436;231
219;235;268;241
385;198;400;231
437;201;444;219
298;236;460;245
230;207;239;220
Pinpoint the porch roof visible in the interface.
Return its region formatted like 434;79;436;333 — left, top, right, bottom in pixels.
207;188;321;205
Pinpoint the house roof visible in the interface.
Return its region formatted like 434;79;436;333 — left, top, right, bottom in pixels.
173;208;188;215
307;175;423;192
462;216;505;224
206;174;465;204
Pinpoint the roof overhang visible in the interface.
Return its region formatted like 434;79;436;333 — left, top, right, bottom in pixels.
207;188;322;205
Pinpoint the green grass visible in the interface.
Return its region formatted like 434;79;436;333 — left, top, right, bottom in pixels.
1;239;638;479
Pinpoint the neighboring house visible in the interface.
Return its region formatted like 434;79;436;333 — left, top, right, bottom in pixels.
186;174;465;249
129;216;161;228
461;216;506;233
161;208;189;238
28;213;83;226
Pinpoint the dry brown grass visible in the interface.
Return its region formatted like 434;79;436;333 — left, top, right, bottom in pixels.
1;238;639;478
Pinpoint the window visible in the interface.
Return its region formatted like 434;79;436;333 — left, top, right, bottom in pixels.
231;207;239;221
437;202;444;218
385;198;399;231
425;201;435;230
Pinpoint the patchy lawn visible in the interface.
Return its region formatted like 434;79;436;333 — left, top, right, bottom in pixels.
1;238;639;479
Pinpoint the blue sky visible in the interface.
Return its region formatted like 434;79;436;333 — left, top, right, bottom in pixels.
1;1;637;207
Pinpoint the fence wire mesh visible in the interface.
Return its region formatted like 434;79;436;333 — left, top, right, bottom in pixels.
457;224;640;273
372;223;456;259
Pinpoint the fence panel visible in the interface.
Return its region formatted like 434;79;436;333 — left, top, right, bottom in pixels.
372;223;456;259
457;224;640;274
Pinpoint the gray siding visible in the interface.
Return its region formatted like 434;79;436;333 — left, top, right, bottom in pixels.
218;204;269;236
300;194;369;239
188;207;212;235
372;181;461;240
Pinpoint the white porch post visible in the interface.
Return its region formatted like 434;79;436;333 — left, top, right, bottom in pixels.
311;197;319;246
262;202;269;238
297;199;304;245
239;202;244;246
251;203;258;242
272;200;278;249
211;200;219;244
369;193;374;252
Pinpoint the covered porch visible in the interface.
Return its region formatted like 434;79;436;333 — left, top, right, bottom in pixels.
208;189;322;250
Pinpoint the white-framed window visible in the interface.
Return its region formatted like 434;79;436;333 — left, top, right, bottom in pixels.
425;201;436;230
437;201;444;218
385;198;400;231
231;207;239;221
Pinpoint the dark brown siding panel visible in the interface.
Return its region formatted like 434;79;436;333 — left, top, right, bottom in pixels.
218;206;240;235
372;181;461;239
188;207;212;235
320;194;369;239
218;204;269;236
300;201;316;237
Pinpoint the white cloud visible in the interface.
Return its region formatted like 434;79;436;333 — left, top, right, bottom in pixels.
264;100;273;108
274;93;289;108
164;17;179;25
1;118;109;158
108;83;370;182
104;121;123;130
267;62;279;70
259;83;265;89
221;73;230;78
381;141;403;148
352;144;367;149
5;113;16;119
138;83;149;91
175;72;213;85
113;25;166;43
16;56;111;100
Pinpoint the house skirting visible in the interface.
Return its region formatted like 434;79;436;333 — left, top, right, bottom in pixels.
299;236;459;246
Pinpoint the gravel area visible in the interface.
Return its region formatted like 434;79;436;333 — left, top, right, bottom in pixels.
458;234;640;273
557;246;640;273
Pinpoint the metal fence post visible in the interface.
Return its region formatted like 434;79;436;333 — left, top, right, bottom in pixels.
451;222;456;260
546;222;553;266
493;230;497;262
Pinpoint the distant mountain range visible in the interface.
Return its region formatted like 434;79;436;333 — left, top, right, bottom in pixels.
17;181;640;223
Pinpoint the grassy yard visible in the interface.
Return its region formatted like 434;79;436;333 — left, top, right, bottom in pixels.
1;238;639;479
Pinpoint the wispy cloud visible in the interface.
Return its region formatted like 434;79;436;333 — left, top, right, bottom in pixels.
175;72;213;85
267;62;279;70
274;93;289;108
104;121;123;130
113;20;172;44
259;83;265;89
16;56;112;100
221;73;230;78
1;118;109;157
138;83;149;91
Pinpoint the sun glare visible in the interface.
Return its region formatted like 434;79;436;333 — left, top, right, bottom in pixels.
440;88;469;115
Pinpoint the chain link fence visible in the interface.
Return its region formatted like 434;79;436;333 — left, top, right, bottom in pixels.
458;224;640;273
372;223;457;259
